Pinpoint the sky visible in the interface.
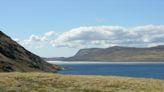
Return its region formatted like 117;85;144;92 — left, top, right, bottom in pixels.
0;0;164;57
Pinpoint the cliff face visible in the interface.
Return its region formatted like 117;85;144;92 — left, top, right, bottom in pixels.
65;46;164;61
0;31;60;72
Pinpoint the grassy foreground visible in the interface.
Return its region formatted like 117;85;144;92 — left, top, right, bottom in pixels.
0;72;164;92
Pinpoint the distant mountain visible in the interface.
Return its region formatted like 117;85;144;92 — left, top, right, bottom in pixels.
63;45;164;61
0;31;60;72
43;57;66;61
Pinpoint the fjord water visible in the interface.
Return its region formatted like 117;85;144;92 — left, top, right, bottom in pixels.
50;61;164;80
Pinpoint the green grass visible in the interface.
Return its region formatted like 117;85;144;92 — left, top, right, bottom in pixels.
0;72;164;92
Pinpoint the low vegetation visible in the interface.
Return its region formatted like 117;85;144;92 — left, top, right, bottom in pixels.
0;72;164;92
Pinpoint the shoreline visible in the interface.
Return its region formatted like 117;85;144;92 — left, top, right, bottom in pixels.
47;61;164;64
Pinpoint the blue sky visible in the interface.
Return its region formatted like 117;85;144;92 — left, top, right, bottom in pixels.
1;0;164;57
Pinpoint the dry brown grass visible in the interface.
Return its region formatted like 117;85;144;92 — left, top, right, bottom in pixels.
0;72;164;92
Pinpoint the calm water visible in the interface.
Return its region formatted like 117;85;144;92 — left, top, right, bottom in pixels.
55;62;164;80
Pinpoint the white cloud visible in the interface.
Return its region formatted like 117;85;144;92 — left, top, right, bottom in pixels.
41;31;55;41
22;35;42;45
21;31;56;48
13;38;20;42
50;25;164;48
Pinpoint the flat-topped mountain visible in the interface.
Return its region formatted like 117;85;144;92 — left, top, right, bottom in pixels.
0;31;60;72
63;45;164;61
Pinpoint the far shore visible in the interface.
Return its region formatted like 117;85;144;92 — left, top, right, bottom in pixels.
47;61;164;64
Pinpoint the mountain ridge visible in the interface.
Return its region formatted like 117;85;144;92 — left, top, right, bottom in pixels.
45;45;164;62
0;31;60;72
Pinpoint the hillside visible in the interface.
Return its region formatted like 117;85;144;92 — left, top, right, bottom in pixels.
0;72;163;92
0;31;60;72
64;46;164;61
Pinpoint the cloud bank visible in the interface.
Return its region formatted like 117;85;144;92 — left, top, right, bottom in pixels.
19;25;164;49
50;25;164;48
21;31;56;48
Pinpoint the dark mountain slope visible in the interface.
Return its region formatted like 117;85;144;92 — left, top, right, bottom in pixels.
0;31;60;72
